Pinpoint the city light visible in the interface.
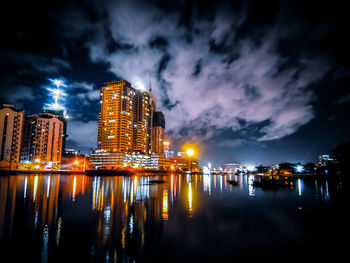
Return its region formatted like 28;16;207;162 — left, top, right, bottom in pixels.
132;77;145;91
186;148;194;157
296;165;304;173
203;167;210;174
247;165;255;172
45;78;69;118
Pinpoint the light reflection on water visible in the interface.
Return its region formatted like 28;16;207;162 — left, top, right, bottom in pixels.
0;173;346;262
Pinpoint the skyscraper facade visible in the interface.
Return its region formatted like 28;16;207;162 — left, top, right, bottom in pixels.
151;111;165;154
20;113;63;163
93;79;162;169
134;91;154;154
0;104;24;163
98;80;136;153
42;108;68;151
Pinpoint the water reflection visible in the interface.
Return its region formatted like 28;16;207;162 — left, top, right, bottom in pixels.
0;173;345;262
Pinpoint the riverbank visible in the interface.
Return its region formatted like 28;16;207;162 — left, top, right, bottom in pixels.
0;169;203;176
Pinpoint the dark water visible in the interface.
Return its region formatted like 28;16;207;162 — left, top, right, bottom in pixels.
0;173;347;262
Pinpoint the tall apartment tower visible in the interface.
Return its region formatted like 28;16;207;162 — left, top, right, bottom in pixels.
20;113;63;163
42;108;68;151
98;80;137;153
151;111;165;154
0;104;24;163
133;91;154;154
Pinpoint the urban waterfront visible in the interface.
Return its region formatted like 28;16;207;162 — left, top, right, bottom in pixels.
0;173;347;262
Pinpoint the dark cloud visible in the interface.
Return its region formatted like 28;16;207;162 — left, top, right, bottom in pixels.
1;0;350;165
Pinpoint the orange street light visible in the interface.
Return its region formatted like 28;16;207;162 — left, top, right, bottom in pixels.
186;148;195;172
186;148;194;157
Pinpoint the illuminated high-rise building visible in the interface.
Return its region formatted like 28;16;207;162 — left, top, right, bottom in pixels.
42;108;68;151
93;79;166;169
151;111;165;154
20;113;63;163
133;91;154;154
0;104;24;164
97;80;136;153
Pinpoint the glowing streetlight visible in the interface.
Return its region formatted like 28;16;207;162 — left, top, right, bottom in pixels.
35;158;41;163
186;148;194;157
186;148;195;172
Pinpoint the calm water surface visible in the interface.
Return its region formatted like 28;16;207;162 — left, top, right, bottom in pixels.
0;173;347;262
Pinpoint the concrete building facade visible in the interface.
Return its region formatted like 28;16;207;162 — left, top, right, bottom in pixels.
0;104;24;164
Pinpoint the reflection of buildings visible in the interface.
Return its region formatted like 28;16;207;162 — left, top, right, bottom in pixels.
0;173;340;262
0;104;24;166
20;113;63;164
90;175;166;262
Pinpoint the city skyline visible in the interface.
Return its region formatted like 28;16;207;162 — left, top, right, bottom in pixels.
1;0;350;166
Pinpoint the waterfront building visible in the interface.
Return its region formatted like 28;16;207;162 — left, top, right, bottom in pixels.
177;152;186;158
317;154;336;167
221;163;241;173
123;153;152;169
61;148;87;171
42;108;68;151
89;151;124;169
0;104;24;165
89;151;171;170
98;80;136;153
20;113;63;164
150;154;169;170
151;111;165;154
168;156;188;171
95;79;165;169
134;91;154;154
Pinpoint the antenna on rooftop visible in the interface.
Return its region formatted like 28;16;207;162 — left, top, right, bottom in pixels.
149;72;152;93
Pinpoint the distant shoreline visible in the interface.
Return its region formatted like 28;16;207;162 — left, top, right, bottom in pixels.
0;169;202;176
0;169;341;179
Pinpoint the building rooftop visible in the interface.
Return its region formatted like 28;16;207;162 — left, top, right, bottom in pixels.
1;104;24;112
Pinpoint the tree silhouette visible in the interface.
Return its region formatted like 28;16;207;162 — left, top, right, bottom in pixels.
332;140;350;174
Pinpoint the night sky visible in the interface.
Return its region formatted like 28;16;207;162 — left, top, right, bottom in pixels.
1;0;350;167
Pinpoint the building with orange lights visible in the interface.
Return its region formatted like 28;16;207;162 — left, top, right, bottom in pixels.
0;104;24;165
98;80;136;153
92;79;165;169
20;113;63;164
134;91;154;154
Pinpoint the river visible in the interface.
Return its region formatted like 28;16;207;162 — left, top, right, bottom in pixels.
0;173;347;262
